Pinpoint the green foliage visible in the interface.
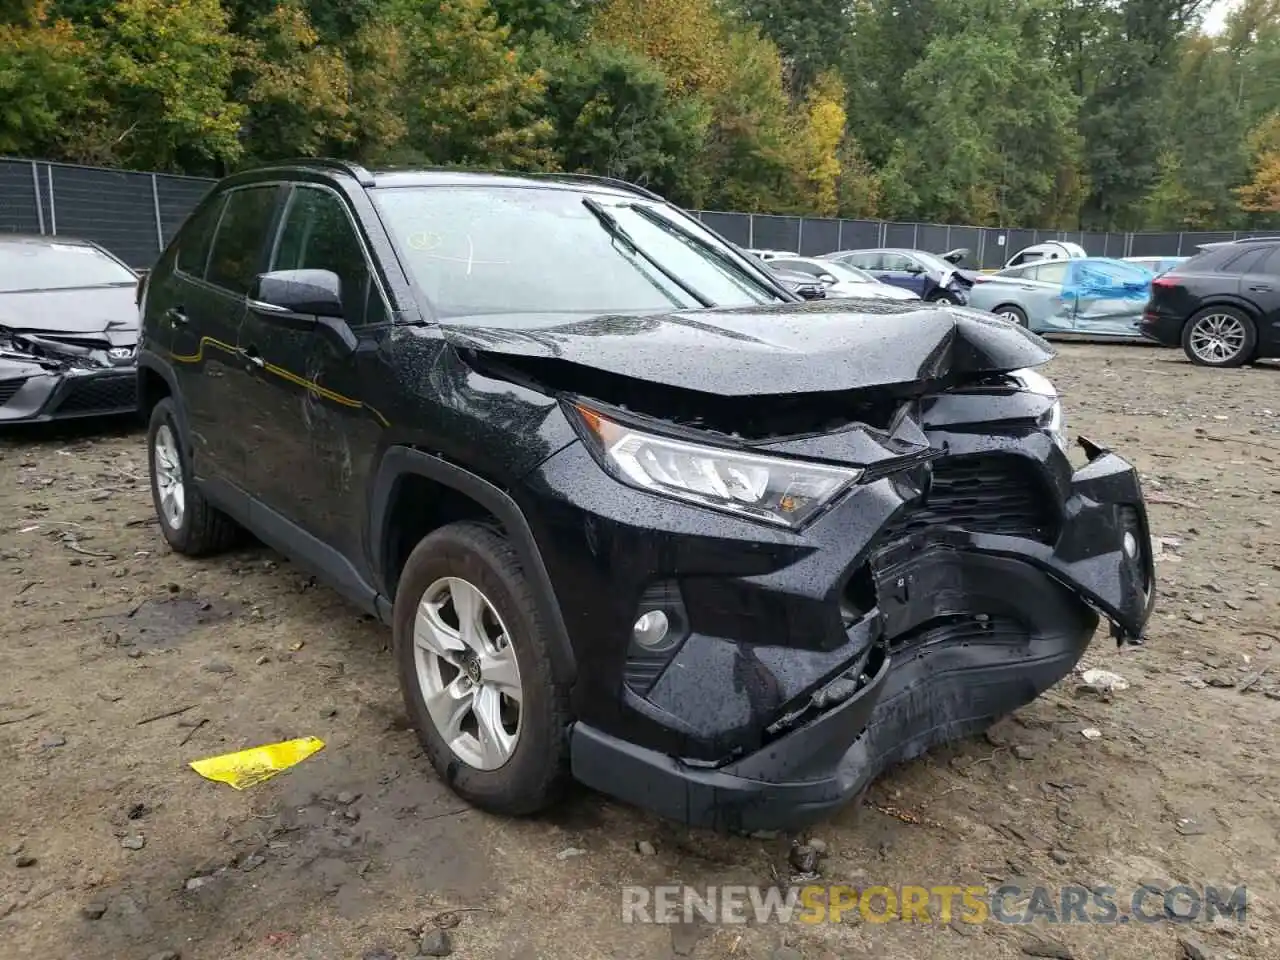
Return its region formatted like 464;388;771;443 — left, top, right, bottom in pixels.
542;43;708;202
4;0;1280;231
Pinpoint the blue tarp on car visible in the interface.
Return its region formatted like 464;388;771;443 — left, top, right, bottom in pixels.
1061;258;1153;337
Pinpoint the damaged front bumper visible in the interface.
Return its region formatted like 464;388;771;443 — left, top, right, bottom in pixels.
533;433;1154;832
0;358;139;423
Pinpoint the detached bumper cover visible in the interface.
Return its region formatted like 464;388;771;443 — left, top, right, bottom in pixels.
567;441;1154;831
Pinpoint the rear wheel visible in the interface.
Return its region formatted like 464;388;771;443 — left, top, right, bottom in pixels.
394;521;571;816
995;305;1029;327
930;292;955;305
1181;306;1256;367
147;398;240;555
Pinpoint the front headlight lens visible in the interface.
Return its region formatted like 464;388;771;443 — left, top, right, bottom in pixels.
571;404;862;528
1011;368;1067;453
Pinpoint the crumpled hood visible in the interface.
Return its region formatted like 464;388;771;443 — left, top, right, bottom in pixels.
439;299;1054;396
0;285;138;346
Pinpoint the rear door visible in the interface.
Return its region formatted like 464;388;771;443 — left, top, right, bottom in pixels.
1238;245;1280;352
169;184;283;490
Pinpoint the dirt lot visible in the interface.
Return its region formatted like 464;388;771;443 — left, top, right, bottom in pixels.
1;342;1278;960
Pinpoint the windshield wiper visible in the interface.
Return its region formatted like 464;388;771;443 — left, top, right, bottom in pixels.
580;197;712;309
622;203;786;301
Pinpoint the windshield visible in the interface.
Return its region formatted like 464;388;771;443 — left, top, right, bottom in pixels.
909;251;956;274
372;186;783;319
0;241;135;293
823;261;878;283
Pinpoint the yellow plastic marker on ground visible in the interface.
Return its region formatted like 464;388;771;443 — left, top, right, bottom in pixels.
190;736;325;790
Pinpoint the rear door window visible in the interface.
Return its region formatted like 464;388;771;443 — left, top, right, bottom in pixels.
175;195;227;279
772;259;822;277
206;186;281;295
1032;262;1069;284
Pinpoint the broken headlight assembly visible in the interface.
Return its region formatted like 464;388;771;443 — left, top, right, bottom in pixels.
1010;367;1067;454
569;402;862;529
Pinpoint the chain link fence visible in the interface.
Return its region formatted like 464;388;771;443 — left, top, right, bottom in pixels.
3;157;1277;270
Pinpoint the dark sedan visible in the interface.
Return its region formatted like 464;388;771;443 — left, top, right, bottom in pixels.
0;235;141;422
820;248;978;304
1140;237;1280;367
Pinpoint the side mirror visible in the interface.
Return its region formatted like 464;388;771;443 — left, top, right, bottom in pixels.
253;269;344;318
819;274;837;285
905;265;924;275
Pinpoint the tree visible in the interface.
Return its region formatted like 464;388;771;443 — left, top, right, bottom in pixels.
700;27;798;212
732;0;852;93
0;6;93;158
96;0;245;172
588;0;728;96
795;71;847;216
387;0;555;170
237;0;353;162
490;0;597;41
542;44;707;203
1237;113;1280;215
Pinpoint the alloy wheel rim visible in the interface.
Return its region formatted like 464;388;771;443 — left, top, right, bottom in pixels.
1000;310;1022;324
413;577;523;771
1189;314;1246;363
153;424;185;530
935;296;953;305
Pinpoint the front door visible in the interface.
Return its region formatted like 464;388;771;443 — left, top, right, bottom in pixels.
239;183;392;569
875;252;929;297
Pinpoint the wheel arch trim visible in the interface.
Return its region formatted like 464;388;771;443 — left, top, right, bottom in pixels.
369;446;577;684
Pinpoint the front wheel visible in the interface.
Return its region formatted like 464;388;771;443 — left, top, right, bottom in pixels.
930;293;955;305
394;521;571;816
1182;307;1256;367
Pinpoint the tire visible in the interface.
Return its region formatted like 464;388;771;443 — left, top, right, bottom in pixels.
394;521;571;816
1181;306;1257;368
995;305;1029;327
929;293;955;305
147;397;240;555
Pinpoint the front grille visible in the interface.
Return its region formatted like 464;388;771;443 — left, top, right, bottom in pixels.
55;375;138;415
884;453;1060;544
0;378;26;406
892;614;1029;654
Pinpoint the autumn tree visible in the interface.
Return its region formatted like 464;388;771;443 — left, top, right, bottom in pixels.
588;0;728;96
0;5;93;159
237;0;353;162
795;71;846;216
1237;113;1280;215
96;0;244;172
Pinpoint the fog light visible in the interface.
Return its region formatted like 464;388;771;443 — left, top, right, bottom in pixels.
632;610;670;649
1122;531;1138;558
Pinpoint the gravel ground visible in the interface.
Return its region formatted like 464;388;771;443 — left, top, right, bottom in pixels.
1;342;1278;960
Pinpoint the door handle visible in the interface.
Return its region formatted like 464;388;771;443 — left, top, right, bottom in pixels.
241;346;265;370
1249;284;1273;292
164;307;188;326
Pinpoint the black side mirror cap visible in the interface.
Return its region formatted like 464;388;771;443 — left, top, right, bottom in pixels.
253;269;344;318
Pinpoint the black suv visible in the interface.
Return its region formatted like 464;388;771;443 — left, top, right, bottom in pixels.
1141;237;1280;366
137;160;1155;832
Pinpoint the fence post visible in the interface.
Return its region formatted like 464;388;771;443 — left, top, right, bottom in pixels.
1176;232;1184;256
912;223;919;248
30;161;46;235
837;219;844;251
46;165;57;235
150;174;165;251
748;214;755;249
797;217;804;255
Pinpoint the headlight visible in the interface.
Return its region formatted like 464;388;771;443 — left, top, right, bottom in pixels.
1011;368;1067;453
570;403;862;528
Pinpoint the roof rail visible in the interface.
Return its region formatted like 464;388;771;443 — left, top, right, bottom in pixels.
255;157;375;186
527;172;665;202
